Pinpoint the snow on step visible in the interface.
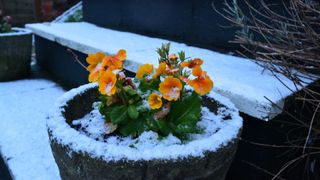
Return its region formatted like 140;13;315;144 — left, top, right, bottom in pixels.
26;22;315;120
0;79;64;180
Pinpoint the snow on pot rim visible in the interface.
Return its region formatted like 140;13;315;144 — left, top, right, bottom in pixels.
0;27;32;37
47;83;243;162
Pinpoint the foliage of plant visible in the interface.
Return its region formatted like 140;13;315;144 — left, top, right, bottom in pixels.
65;9;83;22
85;43;214;139
0;9;12;33
214;0;320;179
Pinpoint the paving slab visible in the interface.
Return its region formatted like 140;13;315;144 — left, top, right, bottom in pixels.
0;79;64;180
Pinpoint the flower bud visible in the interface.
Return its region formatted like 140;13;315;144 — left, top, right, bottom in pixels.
169;54;178;61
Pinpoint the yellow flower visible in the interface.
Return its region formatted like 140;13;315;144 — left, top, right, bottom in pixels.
152;62;167;79
148;93;163;109
136;64;154;79
98;70;117;96
159;76;183;101
180;58;203;68
102;49;127;71
86;52;106;82
189;66;213;95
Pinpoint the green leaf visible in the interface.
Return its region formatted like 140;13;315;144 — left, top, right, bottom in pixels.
128;105;139;119
174;114;198;135
168;92;201;124
154;120;172;136
119;118;146;137
139;78;160;92
124;86;137;96
145;115;159;130
110;105;128;124
178;51;186;61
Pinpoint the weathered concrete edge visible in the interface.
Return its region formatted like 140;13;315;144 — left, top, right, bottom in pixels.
25;24;284;120
214;88;283;121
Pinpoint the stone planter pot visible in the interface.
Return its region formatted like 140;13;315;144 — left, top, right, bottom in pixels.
0;28;32;81
47;83;243;180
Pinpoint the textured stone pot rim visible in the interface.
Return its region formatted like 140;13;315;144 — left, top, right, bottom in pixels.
47;83;243;162
0;27;32;37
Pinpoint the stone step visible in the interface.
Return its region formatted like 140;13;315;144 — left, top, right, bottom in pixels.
26;22;316;120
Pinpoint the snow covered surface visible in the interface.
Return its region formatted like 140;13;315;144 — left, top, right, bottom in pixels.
0;79;64;180
0;27;32;36
25;22;317;120
47;83;242;161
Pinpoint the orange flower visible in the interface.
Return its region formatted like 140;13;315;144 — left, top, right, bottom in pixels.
148;93;163;109
169;54;178;61
114;49;127;61
102;56;123;71
159;76;183;101
101;49;127;71
98;70;117;96
189;66;213;95
180;58;203;68
192;65;203;77
136;64;154;79
86;52;106;82
152;62;167;79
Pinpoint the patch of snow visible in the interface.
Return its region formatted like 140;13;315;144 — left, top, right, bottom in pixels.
0;28;32;37
73;103;229;152
167;87;180;100
47;83;242;162
25;22;318;120
104;82;113;94
72;102;107;142
0;79;64;180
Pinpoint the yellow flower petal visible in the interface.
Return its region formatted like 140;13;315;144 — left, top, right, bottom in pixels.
159;76;182;101
136;64;154;79
98;71;117;96
148;93;163;109
86;52;106;65
102;56;123;71
152;62;167;79
86;52;107;82
115;49;127;61
189;74;213;96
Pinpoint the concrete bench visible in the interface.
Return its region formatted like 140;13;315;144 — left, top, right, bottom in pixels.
26;22;315;120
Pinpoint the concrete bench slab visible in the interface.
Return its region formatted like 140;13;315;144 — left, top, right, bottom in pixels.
26;22;316;120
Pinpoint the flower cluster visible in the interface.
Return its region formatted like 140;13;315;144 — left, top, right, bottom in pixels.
0;9;12;33
86;43;214;139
